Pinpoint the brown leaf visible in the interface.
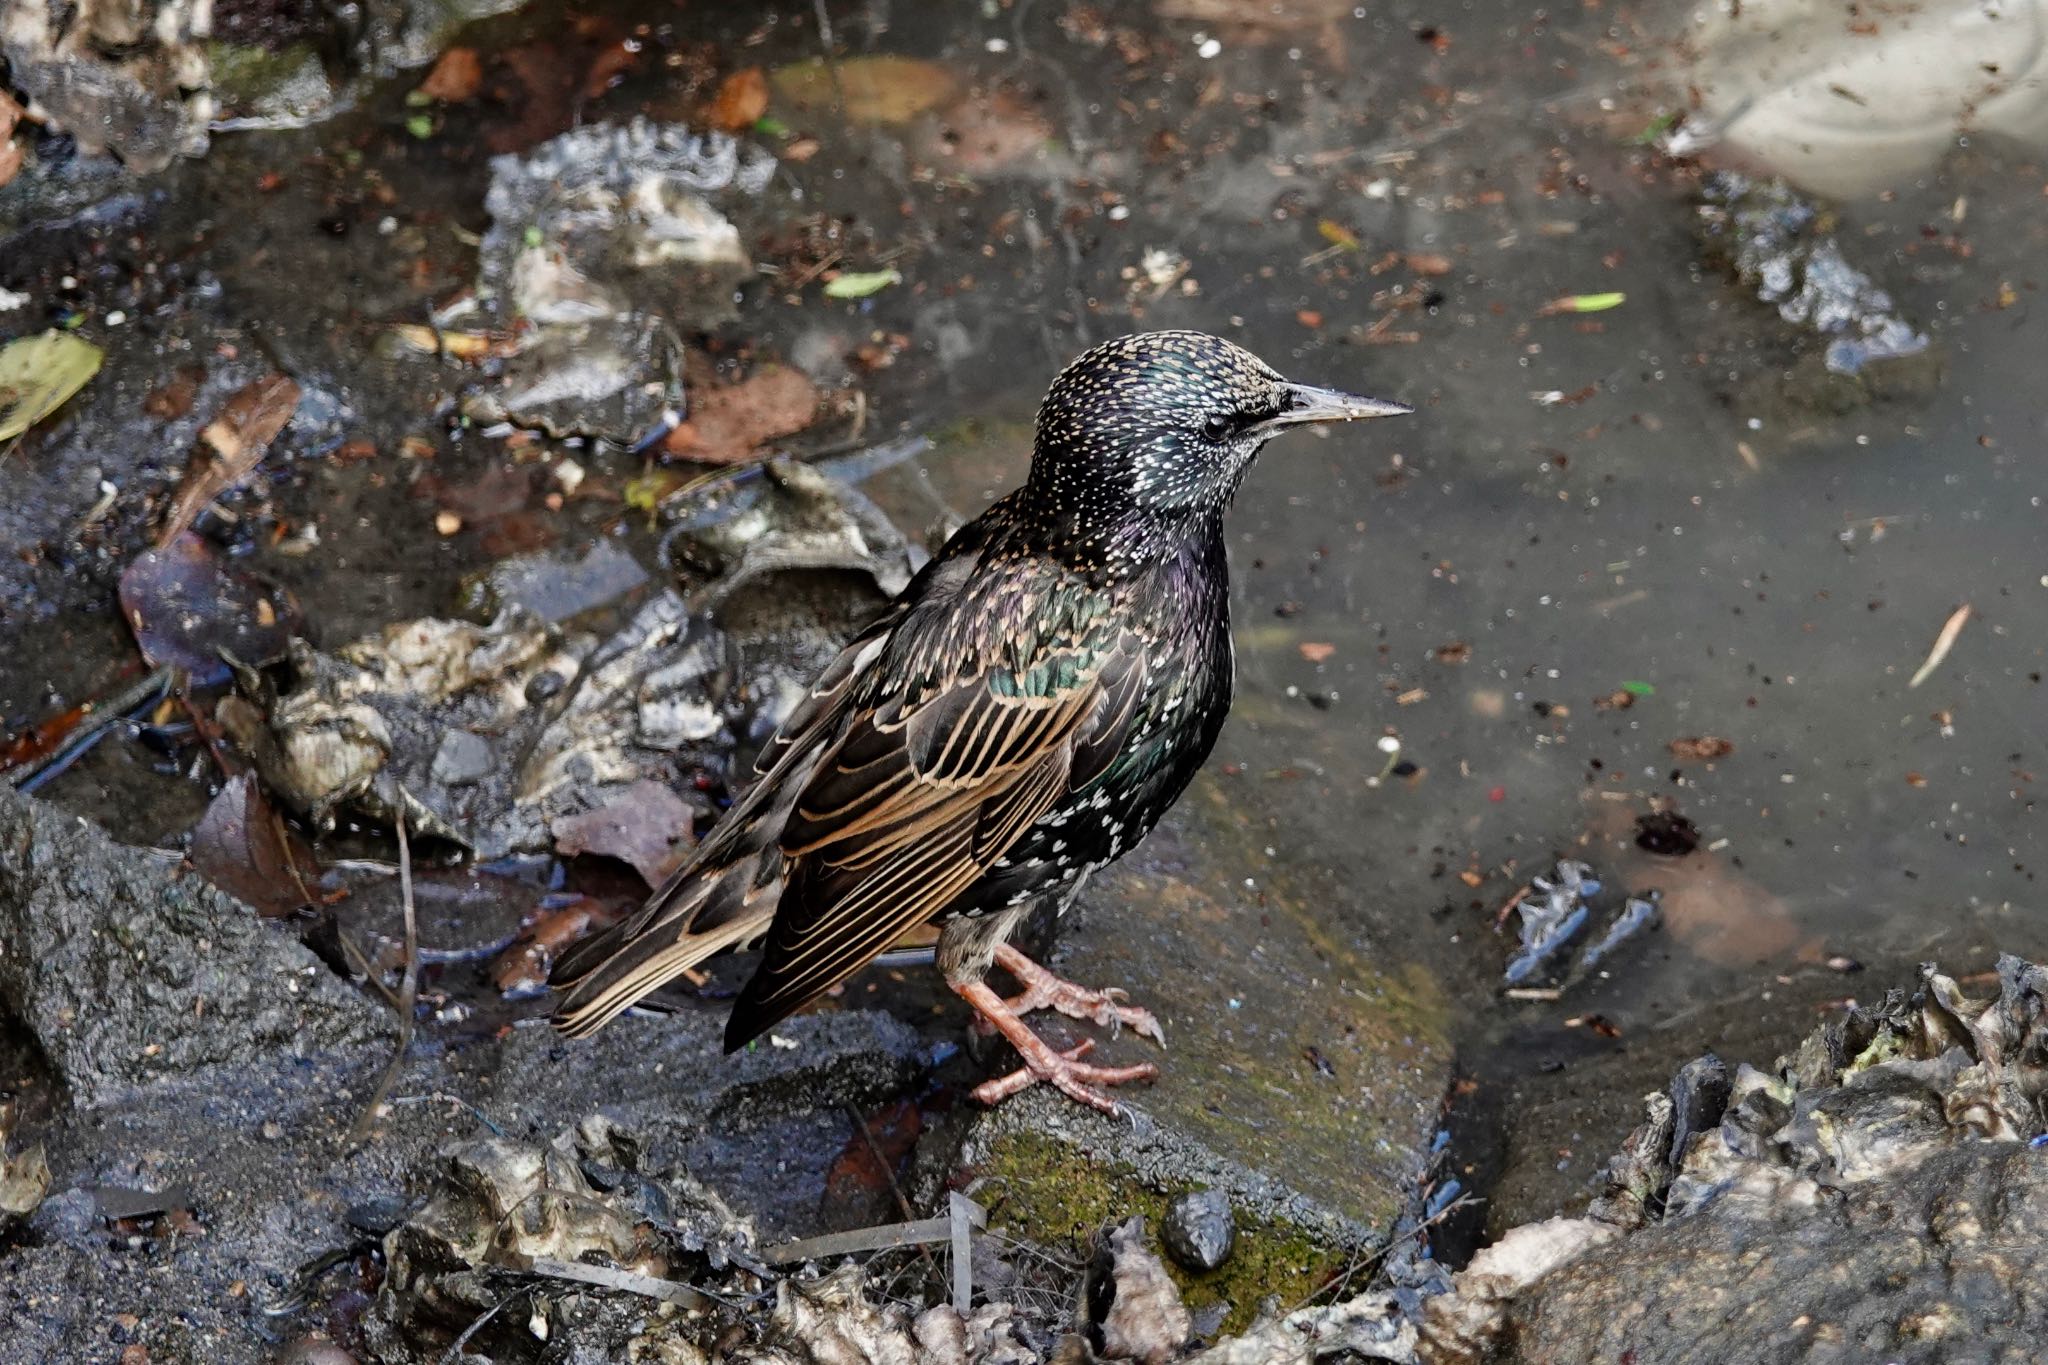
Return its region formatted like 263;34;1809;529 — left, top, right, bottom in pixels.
661;365;819;465
1433;641;1472;664
1298;641;1336;663
709;67;770;131
189;774;319;918
1296;308;1324;328
771;56;959;125
491;895;622;995
1593;689;1636;711
1667;736;1735;761
1406;251;1454;276
161;374;300;545
551;780;695;886
142;365;205;421
120;534;301;685
419;47;483;103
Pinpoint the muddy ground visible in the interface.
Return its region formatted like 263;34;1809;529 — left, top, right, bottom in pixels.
3;0;2047;1359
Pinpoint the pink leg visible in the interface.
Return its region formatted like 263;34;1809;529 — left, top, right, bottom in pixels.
991;943;1167;1045
955;979;1158;1114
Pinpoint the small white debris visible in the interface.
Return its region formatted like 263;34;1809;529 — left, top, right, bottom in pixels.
769;1034;800;1050
1197;35;1222;58
0;287;28;311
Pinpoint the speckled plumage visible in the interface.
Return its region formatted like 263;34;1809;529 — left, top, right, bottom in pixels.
552;331;1409;1085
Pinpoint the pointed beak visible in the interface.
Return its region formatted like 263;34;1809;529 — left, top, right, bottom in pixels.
1264;381;1413;430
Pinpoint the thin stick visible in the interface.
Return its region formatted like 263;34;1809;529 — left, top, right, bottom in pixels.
1908;604;1971;689
438;1286;529;1364
349;812;419;1147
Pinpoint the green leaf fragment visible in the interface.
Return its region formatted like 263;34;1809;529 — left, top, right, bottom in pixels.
753;115;790;137
0;330;105;441
405;113;435;140
1621;680;1655;696
1562;291;1626;313
823;269;902;299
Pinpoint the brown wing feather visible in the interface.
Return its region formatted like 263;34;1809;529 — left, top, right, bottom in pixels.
722;639;1143;1051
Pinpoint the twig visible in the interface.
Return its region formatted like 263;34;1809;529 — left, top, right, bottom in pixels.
438;1287;530;1364
1908;603;1971;689
528;1256;709;1308
846;1104;944;1294
349;812;419;1147
761;1198;985;1265
7;666;173;791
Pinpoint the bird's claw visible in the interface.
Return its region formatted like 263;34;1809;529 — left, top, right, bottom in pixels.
993;944;1167;1049
969;1036;1159;1114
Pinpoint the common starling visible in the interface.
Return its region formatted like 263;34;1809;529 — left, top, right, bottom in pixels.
552;331;1411;1111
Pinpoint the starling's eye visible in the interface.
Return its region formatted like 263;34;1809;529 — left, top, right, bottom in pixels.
1200;414;1233;442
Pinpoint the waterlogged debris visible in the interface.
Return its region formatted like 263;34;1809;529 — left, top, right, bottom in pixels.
1577;893;1660;972
1086;1219;1192;1365
1907;603;1971;689
491;894;622;996
661;363;821;464
550;779;694;885
367;1119;760;1358
1503;860;1596;986
771;55;960;125
189;773;320;918
160;372;301;543
1698;172;1934;388
385;324;516;360
1633;809;1700;857
1536;292;1625;315
823;268;903;300
120;533;302;686
416;46;483;103
710;66;771;131
0;330;103;441
1666;735;1735;761
470;119;775;439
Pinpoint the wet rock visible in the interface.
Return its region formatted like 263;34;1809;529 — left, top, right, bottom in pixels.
954;779;1452;1333
224;463;911;860
0;785;383;1107
368;1117;757;1357
0;0;210;172
1697;172;1942;410
468;120;775;441
1423;956;2048;1364
0;1101;50;1230
1161;1189;1236;1273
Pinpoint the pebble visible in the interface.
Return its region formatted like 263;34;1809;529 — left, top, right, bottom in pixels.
1161;1188;1236;1272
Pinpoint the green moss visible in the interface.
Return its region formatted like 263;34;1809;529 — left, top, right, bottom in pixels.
976;1131;1350;1335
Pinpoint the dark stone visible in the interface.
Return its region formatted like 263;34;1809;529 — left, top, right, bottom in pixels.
1162;1188;1236;1272
0;786;384;1107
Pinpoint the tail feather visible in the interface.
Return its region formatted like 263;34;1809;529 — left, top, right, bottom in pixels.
550;852;780;1038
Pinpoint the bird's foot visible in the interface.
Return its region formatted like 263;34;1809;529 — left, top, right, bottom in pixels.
955;978;1158;1114
991;943;1167;1046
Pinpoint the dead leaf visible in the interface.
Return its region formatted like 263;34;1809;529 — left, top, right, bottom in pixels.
419;47;483;103
551;780;695;885
491;895;623;995
771;56;959;125
661;365;819;465
709;67;770;131
0;330;104;441
1667;736;1735;761
1593;689;1636;711
120;534;302;686
1092;1219;1190;1365
1406;251;1454;276
143;365;205;421
190;774;319;918
160;374;300;545
1298;641;1336;663
1434;641;1472;664
925;88;1053;174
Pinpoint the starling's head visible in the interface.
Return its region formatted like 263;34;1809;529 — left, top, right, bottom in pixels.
1027;331;1409;531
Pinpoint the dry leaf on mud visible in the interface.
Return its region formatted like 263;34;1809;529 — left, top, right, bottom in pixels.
661;365;819;464
710;67;770;130
772;56;959;124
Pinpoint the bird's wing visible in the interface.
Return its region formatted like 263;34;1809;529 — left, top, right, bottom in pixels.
722;612;1148;1049
548;601;908;1031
